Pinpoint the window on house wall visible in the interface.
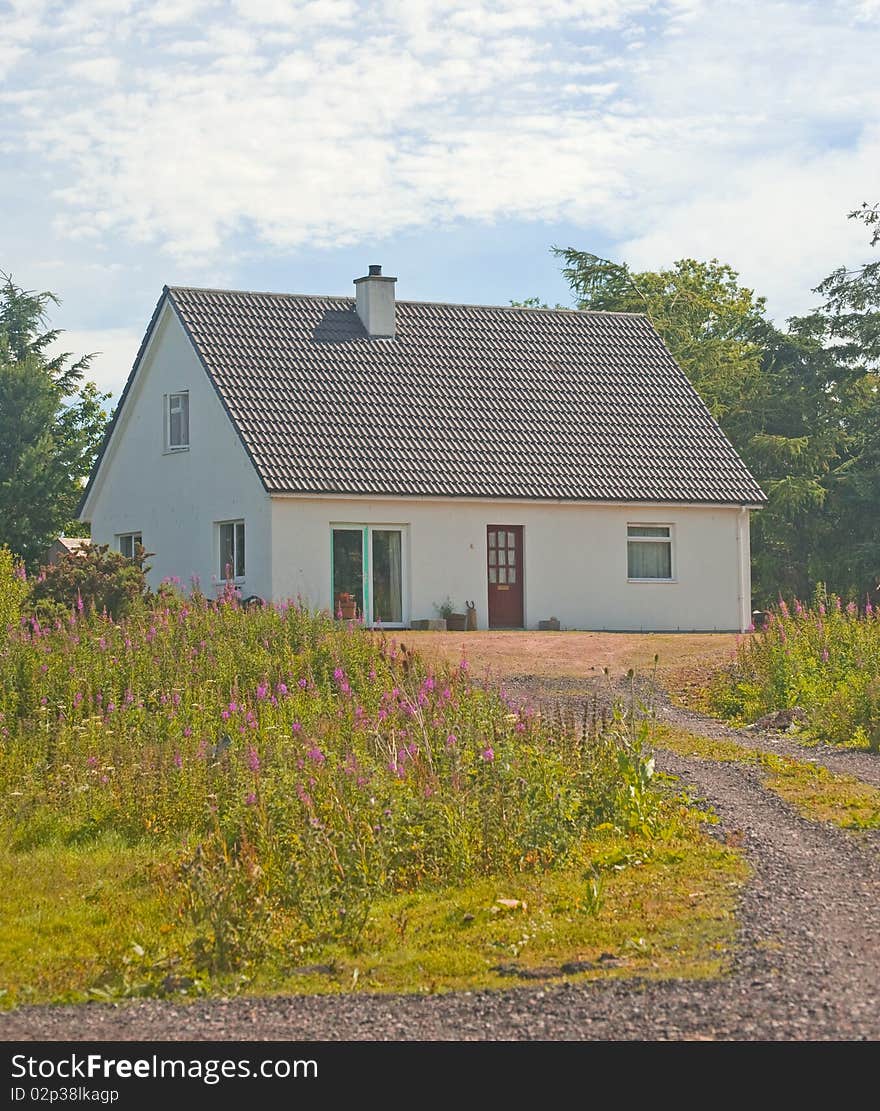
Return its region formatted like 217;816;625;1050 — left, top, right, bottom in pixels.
166;392;189;450
218;520;245;580
627;525;673;580
118;532;142;560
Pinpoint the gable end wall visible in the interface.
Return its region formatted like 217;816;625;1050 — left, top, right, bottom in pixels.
83;306;271;597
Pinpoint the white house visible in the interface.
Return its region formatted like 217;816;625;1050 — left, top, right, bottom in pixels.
78;266;765;632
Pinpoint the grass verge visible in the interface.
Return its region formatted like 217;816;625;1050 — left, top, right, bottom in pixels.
0;821;746;1007
654;726;880;831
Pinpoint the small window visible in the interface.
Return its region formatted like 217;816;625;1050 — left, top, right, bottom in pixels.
166;392;189;450
627;525;673;580
218;520;245;580
118;532;142;560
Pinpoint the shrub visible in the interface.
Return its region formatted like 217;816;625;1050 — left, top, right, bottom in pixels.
29;543;150;620
0;546;28;636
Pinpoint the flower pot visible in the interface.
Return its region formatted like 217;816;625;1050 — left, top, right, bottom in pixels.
339;602;357;620
446;612;468;631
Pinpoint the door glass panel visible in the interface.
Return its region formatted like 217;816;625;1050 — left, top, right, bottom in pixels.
498;566;507;584
508;548;516;565
488;550;496;566
498;549;506;566
488;531;496;548
497;531;506;547
333;529;363;616
508;567;516;584
372;530;403;623
489;567;497;584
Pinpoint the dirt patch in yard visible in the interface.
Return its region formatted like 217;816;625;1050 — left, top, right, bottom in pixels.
401;630;741;686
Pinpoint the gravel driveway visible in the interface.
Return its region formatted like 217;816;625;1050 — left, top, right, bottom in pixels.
2;682;878;1042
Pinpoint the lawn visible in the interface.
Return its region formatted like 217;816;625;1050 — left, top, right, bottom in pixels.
406;629;741;682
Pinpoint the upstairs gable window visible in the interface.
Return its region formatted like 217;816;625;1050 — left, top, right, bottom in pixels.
166;392;189;450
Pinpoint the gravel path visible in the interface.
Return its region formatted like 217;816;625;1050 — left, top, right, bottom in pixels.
654;690;880;787
3;680;879;1042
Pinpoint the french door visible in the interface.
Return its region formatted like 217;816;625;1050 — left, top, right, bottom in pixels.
331;525;406;626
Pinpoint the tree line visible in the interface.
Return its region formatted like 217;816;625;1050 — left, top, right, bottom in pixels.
1;205;877;603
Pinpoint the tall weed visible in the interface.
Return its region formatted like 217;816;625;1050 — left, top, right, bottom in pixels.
710;593;880;749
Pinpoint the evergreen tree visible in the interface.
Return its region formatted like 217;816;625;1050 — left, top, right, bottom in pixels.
0;274;109;567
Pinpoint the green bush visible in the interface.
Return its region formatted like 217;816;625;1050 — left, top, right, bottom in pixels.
30;543;150;620
0;546;28;636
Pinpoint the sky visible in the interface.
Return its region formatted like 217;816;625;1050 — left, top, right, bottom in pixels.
2;0;878;401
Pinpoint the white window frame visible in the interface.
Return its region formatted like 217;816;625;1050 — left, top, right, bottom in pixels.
164;391;190;452
117;532;142;560
330;523;409;628
626;523;675;583
217;519;246;582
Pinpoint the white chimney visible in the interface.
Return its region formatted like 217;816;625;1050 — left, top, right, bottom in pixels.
354;264;397;338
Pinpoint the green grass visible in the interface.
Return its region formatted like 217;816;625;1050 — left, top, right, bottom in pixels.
0;822;747;1007
654;726;880;830
0;835;172;1007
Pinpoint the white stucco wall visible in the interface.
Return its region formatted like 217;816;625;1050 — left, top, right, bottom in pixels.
271;496;754;632
81;304;272;598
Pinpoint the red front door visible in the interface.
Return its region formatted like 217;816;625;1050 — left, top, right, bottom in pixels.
487;525;524;629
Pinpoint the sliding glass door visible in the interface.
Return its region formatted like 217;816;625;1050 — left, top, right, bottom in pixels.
332;528;365;618
372;529;403;624
331;525;406;626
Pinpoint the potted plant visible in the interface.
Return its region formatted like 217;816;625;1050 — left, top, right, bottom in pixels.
435;596;467;631
336;591;357;620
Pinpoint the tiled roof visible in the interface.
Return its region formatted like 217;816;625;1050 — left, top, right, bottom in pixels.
164;286;765;505
56;536;92;552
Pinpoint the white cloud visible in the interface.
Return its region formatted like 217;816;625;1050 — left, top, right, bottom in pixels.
68;56;121;84
1;0;878;335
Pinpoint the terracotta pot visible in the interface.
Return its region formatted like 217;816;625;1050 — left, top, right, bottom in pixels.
339;602;357;620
